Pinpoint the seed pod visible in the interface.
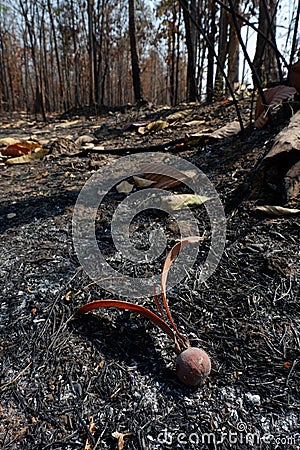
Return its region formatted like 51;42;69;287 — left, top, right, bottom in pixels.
176;347;211;387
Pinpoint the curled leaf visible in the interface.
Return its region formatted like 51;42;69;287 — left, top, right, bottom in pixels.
210;121;241;139
5;148;48;164
132;176;155;188
254;205;300;216
140;163;197;190
138;120;169;134
183;120;205;127
161;194;212;210
75;300;176;339
165;110;190;122
123;121;149;131
0;137;20;147
158;236;204;348
1;140;42;157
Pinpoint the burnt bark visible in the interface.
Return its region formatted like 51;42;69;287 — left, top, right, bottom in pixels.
128;0;143;102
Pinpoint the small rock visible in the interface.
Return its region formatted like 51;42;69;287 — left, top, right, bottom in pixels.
245;392;261;406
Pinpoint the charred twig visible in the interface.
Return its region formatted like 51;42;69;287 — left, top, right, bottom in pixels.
58;137;190;157
0;362;32;391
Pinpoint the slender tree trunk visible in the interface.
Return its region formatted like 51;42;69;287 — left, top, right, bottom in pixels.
70;0;80;108
227;0;240;93
181;0;197;101
253;0;279;85
23;34;31;111
0;31;9;111
47;0;66;111
96;0;106;106
215;2;229;98
128;0;143;102
169;2;177;106
175;5;182;104
88;0;96;106
20;1;46;118
206;2;216;102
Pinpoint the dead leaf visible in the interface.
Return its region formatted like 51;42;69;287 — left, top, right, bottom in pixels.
74;135;95;146
187;128;213;145
255;86;297;128
35;171;49;181
76;300;176;339
254;205;300;215
132;175;155;188
165;110;191;122
65;291;72;301
1;140;42;157
141;163;197;190
184;119;206;127
123;121;149;131
116;180;134;194
189;121;240;143
210;121;241;139
156;236;204;348
138;120;169;134
142;173;182;189
161;194;212;210
0;137;20;147
5;148;48;164
112;431;133;450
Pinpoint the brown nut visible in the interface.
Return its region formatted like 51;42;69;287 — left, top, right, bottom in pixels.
176;347;211;386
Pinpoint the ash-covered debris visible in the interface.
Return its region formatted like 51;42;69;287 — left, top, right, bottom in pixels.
0;101;299;449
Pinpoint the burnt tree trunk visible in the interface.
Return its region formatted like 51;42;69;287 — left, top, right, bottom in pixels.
206;2;216;102
182;0;197;101
227;0;240;93
253;0;279;85
215;2;229;99
128;0;143;102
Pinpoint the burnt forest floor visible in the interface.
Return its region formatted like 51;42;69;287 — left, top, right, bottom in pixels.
0;99;299;450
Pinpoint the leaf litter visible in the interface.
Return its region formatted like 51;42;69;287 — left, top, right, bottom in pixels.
0;99;299;449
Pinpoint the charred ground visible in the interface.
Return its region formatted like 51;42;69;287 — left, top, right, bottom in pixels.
0;100;299;449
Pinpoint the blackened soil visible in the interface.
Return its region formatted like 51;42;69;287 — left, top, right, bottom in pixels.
0;101;299;450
